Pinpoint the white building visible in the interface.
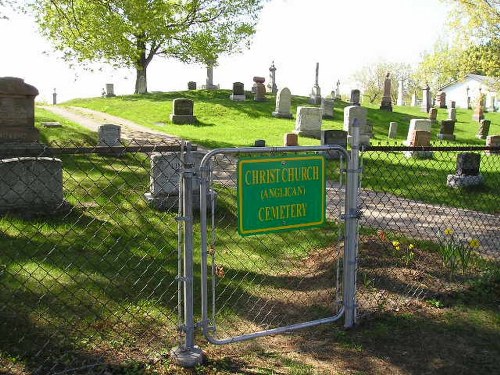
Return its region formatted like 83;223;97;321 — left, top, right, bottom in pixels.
440;74;498;111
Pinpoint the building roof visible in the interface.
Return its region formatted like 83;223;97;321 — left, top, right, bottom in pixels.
440;74;498;91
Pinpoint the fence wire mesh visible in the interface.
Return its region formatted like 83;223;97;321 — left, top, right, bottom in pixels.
0;140;187;374
356;146;499;317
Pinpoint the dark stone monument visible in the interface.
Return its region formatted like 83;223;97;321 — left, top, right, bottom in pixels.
477;119;491;139
253;77;266;102
187;81;197;90
230;82;246;101
379;73;393;111
170;98;197;124
350;89;360;106
321;129;347;159
428;107;438;123
447;153;484;187
438;120;456;140
254;139;266;147
436;91;447;108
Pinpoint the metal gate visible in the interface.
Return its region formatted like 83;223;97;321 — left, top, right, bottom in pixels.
198;144;357;345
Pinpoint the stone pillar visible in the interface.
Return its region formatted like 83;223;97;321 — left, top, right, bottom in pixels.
379;73;393;111
105;83;115;97
396;79;404;106
421;85;430;112
268;61;278;94
309;62;321;104
52;88;57;105
388;122;398;138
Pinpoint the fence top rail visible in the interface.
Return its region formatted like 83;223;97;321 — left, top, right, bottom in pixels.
363;145;500;152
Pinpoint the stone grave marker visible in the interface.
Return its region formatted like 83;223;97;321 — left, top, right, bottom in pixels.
188;81;197;90
421;85;431;112
284;133;298;146
254;139;266;147
170;98;197;124
321;129;347;159
268;62;278;94
404;119;433;158
309;62;322;104
436;91;447;108
405;119;432;145
428;107;438;123
379;73;393;111
321;98;334;119
294;107;322;138
388;122;398;138
476;119;491;139
272;87;293;118
350;89;360;106
411;92;418;107
98;124;121;146
0;77;40;144
472;102;484;122
397;79;404;106
105;83;115;97
0;157;64;212
446;153;484;188
448;107;457;121
451;101;456;108
253;77;266;101
343;105;371;146
438;120;456;140
485;135;500;155
230;82;246;101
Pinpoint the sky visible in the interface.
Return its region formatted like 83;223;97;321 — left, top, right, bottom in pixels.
0;0;452;103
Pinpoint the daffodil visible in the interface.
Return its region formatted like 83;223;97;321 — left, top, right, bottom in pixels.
395;245;401;251
392;240;400;247
469;238;480;249
444;228;454;236
409;244;415;250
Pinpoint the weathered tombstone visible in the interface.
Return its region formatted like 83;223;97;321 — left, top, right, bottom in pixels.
321;98;335;119
396;79;404;106
284;133;298;146
438;120;456;140
379;73;393;111
0;157;64;212
428;107;438;123
267;62;278;94
404;119;433;158
335;79;341;99
405;119;432;145
52;88;57;105
446;153;484;188
105;83;115;97
487;95;495;112
145;151;209;210
321;129;347;159
350;89;360;106
485;135;500;155
254;78;266;102
436;91;447;108
411;92;418;107
203;63;218;90
230;82;246;101
451;101;456;109
170;98;197;124
98;124;121;146
421;84;431;112
448;107;457;121
388;122;398;138
472;101;484;122
309;62;322;104
0;77;40;144
272;87;293;118
343;105;371;146
187;81;197;90
254;139;266;147
294;107;322;138
476;119;491;139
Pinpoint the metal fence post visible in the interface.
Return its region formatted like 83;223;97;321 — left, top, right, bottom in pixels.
170;142;204;367
344;119;360;328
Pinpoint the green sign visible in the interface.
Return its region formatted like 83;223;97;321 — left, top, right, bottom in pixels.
237;154;326;236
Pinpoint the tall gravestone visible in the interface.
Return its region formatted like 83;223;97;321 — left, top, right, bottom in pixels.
321;98;334;119
379;73;393;111
421;85;431;113
294;107;322;138
436;91;447;108
203;63;218;90
267;62;278;94
343;105;371;146
411;92;418;107
272;87;293;118
350;89;360;106
477;119;491;139
253;77;266;102
0;77;40;144
448;107;457;121
397;79;404;106
428;107;438;123
230;82;246;101
309;62;321;104
335;79;341;99
170;98;197;124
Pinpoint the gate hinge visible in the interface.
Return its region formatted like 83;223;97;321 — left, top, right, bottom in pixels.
341;210;362;220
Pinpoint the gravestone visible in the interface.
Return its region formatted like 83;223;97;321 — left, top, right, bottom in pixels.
335;79;341;99
0;77;40;143
379;73;393;111
321;129;347;159
411;92;418;107
0;157;64;212
52;88;57;105
187;81;197;90
309;62;322;104
405;119;432;145
487;96;495;112
253;77;266;101
404;119;433;158
446;153;484;188
321;98;334;119
485;135;500;155
203;64;218;90
98;124;121;146
472;102;484;122
476;119;491;139
451;101;456;108
350;89;360;106
388;122;398;138
145;151;209;210
284;133;298;146
267;62;278;94
170;98;197;124
343;105;371;146
396;79;404;106
272;87;293;118
421;85;431;112
438;120;456;140
294;107;322;138
448;107;457;121
436;91;447;108
105;83;115;97
230;82;246;101
428;107;438;123
254;139;266;147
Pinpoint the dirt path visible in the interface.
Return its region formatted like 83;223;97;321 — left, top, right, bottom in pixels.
40;105;499;255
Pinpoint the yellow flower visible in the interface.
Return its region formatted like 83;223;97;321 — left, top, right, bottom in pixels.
444;228;454;236
392;240;400;247
469;238;480;249
395;245;401;251
408;244;415;250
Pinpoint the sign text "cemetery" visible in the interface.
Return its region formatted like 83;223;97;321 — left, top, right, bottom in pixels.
237;155;326;236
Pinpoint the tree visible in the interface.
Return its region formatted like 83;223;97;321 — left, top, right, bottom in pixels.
26;0;266;94
351;61;413;104
0;0;13;19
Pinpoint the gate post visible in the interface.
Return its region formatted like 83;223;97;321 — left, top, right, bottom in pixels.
170;142;204;367
344;119;360;328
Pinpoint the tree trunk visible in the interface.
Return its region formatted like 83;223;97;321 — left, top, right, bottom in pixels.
135;66;147;94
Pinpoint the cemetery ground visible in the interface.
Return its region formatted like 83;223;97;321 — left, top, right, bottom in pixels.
0;92;498;374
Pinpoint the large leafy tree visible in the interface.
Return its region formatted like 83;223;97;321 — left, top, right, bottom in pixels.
26;0;265;94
